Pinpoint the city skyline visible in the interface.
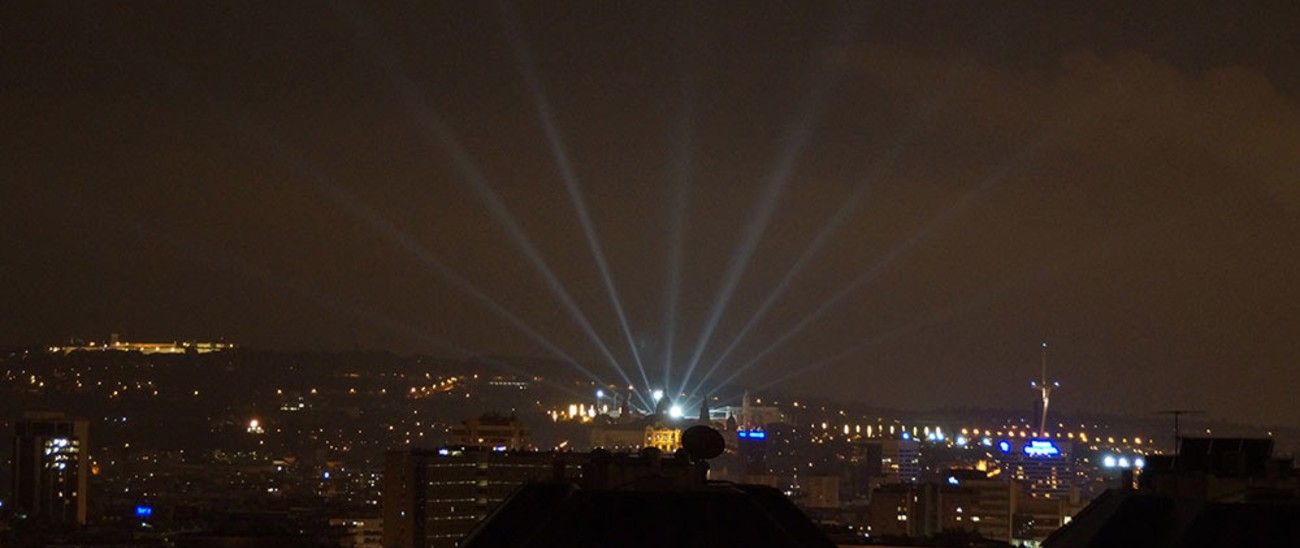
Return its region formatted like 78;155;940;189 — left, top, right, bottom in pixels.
4;1;1299;431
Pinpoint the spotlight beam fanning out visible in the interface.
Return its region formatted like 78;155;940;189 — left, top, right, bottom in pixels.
663;2;698;392
499;0;652;394
663;141;691;391
118;49;611;396
335;1;647;408
674;52;842;398
749;278;1017;393
744;191;1178;395
754;201;1196;389
684;182;869;398
711;134;1058;392
685;68;966;400
128;211;594;401
234;121;610;387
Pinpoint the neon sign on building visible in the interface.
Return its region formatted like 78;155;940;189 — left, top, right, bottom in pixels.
1022;439;1061;458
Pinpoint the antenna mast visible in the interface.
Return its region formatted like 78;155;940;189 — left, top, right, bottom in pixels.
1031;342;1058;436
1157;409;1203;456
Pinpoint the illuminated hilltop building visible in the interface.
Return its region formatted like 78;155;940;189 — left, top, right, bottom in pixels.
646;425;682;452
590;418;684;452
47;333;234;355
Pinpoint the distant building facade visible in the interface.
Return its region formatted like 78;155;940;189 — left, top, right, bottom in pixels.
999;437;1079;500
866;471;1018;542
799;475;841;509
382;447;585;548
876;438;920;484
589;419;683;452
46;334;233;355
449;413;528;450
330;517;383;548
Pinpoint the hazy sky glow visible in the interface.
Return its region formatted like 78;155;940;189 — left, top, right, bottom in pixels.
3;2;1298;427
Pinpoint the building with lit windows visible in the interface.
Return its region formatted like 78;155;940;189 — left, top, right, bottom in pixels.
330;517;383;548
46;334;233;355
589;419;682;452
10;412;90;525
875;438;920;484
589;422;646;450
943;469;1016;542
449;413;528;450
645;425;682;452
866;482;920;537
997;438;1079;500
382;447;586;548
866;471;1017;542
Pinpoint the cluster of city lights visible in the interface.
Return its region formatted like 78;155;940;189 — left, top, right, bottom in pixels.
1102;455;1145;469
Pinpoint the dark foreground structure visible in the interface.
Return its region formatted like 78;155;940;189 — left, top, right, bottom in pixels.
388;425;834;548
1044;438;1300;547
461;481;832;547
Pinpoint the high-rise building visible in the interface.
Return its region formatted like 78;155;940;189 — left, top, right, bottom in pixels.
449;413;529;450
866;483;920;537
867;471;1017;542
844;439;884;500
799;475;841;509
944;469;1016;542
997;438;1079;499
458;446;835;547
10;412;90;525
736;428;770;476
876;438;920;484
382;447;585;548
330;517;383;548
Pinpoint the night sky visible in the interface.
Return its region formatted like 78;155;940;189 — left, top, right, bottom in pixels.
3;2;1298;427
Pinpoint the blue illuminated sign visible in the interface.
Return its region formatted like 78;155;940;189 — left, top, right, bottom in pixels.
134;505;153;518
998;440;1011;453
1022;439;1061;458
738;430;767;439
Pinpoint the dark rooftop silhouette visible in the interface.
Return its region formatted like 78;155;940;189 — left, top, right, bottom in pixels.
1044;437;1300;547
459;425;834;547
460;481;835;548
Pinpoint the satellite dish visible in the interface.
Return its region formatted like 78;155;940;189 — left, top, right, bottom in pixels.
681;425;725;461
590;448;613;463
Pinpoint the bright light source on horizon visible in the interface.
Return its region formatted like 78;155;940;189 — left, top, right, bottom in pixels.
668;405;683;419
652;389;665;403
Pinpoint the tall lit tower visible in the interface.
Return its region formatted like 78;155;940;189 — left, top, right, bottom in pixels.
1029;342;1059;436
11;412;90;524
